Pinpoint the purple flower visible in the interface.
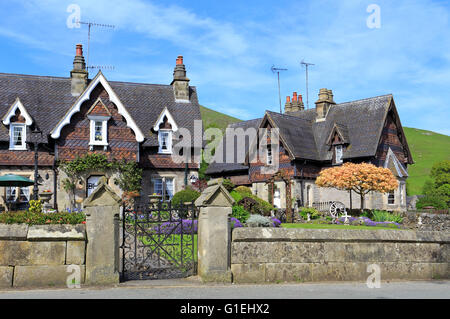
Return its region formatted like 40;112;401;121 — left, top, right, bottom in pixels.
271;217;281;227
230;217;243;228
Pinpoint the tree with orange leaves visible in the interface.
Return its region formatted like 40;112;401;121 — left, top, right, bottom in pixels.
315;162;398;211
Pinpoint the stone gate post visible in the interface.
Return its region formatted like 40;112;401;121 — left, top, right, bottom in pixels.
83;178;121;285
195;178;235;283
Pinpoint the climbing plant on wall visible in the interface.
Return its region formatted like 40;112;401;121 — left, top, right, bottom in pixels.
59;153;143;201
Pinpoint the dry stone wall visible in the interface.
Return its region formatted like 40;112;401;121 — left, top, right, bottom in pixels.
231;228;449;283
0;224;86;288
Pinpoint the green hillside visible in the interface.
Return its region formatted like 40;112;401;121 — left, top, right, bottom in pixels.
198;107;450;196
199;105;241;132
403;127;450;195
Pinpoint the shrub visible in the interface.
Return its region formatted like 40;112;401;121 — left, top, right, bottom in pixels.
232;205;250;223
416;195;448;209
246;214;273;227
370;210;403;223
28;200;43;215
298;207;321;220
0;210;86;225
234;186;252;196
171;187;201;207
248;195;275;216
230;190;243;203
222;179;235;192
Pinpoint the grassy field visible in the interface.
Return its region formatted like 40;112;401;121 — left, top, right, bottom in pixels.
199;105;241;133
282;223;406;231
403;127;450;195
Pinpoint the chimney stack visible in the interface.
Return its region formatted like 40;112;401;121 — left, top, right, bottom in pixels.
315;88;335;121
285;92;305;113
70;44;88;97
171;55;190;101
284;96;292;113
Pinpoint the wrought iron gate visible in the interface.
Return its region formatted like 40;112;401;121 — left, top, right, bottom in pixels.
121;201;198;281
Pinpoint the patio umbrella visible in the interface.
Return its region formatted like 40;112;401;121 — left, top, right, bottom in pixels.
0;174;35;187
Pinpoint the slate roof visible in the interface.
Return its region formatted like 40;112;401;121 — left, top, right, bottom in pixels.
206;94;402;175
0;72;202;146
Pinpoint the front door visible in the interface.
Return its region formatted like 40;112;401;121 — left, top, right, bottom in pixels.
87;175;103;197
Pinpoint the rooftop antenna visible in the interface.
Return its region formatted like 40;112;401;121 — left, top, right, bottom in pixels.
300;59;315;109
76;20;115;71
271;65;288;113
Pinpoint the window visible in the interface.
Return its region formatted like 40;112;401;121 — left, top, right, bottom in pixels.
388;191;395;205
153;177;174;201
6;186;30;202
10;124;26;150
335;145;343;164
158;130;172;154
88;116;109;147
267;144;273;165
94;121;103;142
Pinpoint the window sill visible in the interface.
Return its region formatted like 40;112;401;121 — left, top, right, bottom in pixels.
9;147;27;151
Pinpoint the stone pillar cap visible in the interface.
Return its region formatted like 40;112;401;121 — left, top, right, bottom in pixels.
195;179;235;207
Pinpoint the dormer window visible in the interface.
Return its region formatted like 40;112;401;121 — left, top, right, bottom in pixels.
10;124;26;150
159;130;172;154
3;98;33;151
153;108;178;155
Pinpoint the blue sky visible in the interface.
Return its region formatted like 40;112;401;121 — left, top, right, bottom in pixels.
0;0;449;135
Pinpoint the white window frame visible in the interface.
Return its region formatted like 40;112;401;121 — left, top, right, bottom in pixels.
335;144;343;164
88;115;109;147
9;123;27;150
152;177;175;200
158;129;172;154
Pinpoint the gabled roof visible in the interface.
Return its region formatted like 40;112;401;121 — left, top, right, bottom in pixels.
86;97;112;118
385;147;408;178
51;71;145;142
206;94;412;175
326;123;349;145
2;97;33;126
0;71;202;147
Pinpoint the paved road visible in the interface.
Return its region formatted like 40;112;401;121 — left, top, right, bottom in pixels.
0;278;449;299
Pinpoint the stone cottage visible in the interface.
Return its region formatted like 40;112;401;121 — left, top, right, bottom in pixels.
0;44;202;210
206;89;413;212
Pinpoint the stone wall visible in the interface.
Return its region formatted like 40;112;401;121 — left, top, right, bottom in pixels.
0;224;86;288
401;212;450;232
231;228;449;283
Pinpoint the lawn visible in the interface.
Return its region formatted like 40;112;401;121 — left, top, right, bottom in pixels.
141;234;198;265
403;127;450;195
282;223;407;231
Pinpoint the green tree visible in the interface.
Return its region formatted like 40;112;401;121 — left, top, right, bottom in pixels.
430;160;450;189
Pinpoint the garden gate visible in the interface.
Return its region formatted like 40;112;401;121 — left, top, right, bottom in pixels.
120;201;198;281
